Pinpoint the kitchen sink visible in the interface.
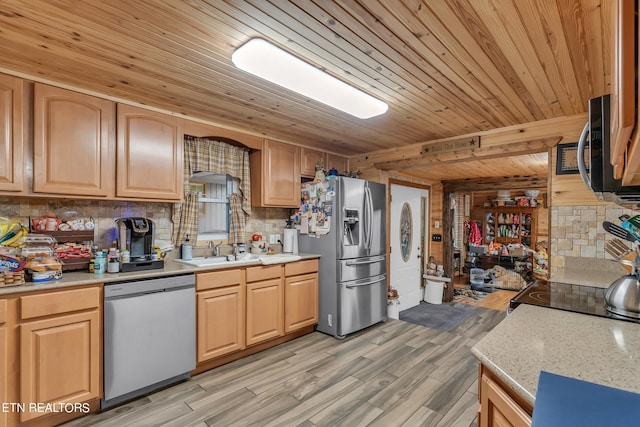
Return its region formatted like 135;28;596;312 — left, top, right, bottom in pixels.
174;253;260;267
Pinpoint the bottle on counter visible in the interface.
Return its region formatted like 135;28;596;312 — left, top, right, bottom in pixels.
94;251;106;274
107;248;120;273
121;249;130;263
181;234;192;260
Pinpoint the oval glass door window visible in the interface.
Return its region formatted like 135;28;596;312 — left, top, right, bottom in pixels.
400;202;412;262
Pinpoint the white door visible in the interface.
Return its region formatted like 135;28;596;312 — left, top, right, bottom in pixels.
390;184;428;311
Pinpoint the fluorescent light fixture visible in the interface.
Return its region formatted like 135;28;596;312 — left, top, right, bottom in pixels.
232;38;388;119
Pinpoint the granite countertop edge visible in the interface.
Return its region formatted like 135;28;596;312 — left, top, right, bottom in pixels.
0;253;320;296
471;304;640;408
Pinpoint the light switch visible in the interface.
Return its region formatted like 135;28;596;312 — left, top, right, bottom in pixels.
434;221;440;228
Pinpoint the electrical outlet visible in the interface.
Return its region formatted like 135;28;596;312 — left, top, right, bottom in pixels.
269;234;281;244
431;234;442;242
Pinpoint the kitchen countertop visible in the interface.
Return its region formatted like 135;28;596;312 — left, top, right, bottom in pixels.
551;267;624;289
471;304;640;408
0;253;320;296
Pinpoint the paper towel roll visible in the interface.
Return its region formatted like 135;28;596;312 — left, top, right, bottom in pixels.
283;228;298;254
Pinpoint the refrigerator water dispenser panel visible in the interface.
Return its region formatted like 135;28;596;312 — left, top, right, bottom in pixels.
343;208;360;246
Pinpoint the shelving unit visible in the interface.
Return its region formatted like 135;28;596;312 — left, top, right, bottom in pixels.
480;207;537;248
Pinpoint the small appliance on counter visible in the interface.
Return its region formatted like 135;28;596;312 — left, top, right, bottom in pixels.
115;217;164;272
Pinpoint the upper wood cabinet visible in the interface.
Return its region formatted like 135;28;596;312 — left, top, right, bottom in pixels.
34;84;115;197
611;0;640;185
250;139;300;207
300;147;326;177
0;74;26;193
116;104;184;200
300;147;349;178
326;153;348;175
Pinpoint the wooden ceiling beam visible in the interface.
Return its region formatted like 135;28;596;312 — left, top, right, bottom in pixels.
442;175;547;193
373;136;562;171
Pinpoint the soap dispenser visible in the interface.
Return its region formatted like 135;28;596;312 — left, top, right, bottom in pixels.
181;234;193;260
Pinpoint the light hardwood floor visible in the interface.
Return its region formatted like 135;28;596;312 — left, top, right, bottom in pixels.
64;306;505;427
453;273;518;311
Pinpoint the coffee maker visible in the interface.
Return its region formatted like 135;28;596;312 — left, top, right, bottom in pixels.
115;217;163;271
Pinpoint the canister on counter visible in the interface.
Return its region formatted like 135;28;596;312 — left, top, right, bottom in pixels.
94;252;106;274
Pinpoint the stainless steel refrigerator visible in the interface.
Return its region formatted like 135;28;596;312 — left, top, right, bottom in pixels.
298;177;387;338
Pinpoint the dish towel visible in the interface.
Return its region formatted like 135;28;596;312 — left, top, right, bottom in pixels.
260;255;302;265
532;371;640;427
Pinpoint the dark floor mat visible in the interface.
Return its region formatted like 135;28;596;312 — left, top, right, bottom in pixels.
399;301;479;331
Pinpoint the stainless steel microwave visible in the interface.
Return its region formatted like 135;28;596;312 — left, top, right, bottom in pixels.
577;94;640;207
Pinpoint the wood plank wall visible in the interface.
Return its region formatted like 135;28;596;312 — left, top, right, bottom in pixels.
353;113;597;293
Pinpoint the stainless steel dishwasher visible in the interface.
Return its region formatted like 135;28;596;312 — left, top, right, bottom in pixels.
102;273;196;409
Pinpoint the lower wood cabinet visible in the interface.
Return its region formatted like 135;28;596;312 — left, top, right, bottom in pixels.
0;299;8;427
196;269;245;363
19;311;100;423
284;260;318;333
0;286;102;426
194;260;318;371
246;265;284;346
479;366;532;427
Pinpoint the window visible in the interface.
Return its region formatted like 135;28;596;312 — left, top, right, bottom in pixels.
190;173;238;241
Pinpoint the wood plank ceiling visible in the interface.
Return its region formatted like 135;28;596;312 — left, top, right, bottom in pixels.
0;0;610;182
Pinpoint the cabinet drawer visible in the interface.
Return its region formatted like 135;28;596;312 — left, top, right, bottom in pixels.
285;259;319;276
19;287;100;320
197;269;244;291
246;265;282;282
0;299;6;324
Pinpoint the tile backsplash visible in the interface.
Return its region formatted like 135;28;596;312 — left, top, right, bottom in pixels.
0;197;290;251
551;204;637;273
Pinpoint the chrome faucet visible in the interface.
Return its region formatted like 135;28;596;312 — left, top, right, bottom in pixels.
209;241;222;257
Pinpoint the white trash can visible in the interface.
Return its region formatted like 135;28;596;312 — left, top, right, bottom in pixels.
387;299;400;319
424;280;444;304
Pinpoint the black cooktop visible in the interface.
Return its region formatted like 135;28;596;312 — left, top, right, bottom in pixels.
509;280;640;323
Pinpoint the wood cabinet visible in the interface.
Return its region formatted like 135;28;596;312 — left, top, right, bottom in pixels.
196;269;245;363
301;148;349;178
116;104;184;200
0;299;7;427
33;83;115;197
284;259;318;333
611;0;640;185
250;139;300;207
479;367;531;427
245;265;284;346
481;207;536;247
194;259;317;373
18;286;101;423
300;147;326;177
326;153;348;175
0;74;26;193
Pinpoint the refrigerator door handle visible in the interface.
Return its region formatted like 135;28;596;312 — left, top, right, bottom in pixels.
345;255;386;266
346;277;386;288
364;185;373;252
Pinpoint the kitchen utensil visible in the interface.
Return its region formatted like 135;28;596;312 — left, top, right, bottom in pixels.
603;221;639;242
605;273;640;319
605;240;630;259
627;215;640;229
612;237;632;253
